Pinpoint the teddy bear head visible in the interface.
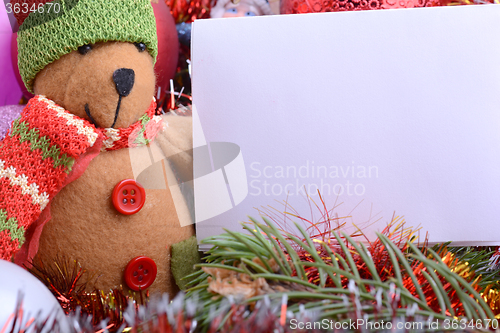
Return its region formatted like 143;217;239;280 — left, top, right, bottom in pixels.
14;0;158;129
33;42;155;129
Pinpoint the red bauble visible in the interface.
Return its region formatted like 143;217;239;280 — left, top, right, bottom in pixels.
280;0;442;14
152;1;179;92
11;33;34;100
166;0;211;23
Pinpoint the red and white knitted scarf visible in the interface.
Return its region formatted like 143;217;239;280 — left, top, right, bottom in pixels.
0;95;164;263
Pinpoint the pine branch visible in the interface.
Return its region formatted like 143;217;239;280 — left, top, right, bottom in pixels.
186;217;495;331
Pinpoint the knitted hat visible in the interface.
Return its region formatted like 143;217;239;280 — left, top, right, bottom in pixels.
13;0;158;93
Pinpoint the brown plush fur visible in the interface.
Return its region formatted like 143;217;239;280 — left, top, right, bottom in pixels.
34;42;155;129
32;42;195;296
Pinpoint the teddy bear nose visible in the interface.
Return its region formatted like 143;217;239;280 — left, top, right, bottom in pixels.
113;68;135;97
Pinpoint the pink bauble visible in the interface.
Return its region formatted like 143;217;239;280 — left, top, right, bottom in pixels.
11;33;34;100
152;1;179;92
0;4;22;106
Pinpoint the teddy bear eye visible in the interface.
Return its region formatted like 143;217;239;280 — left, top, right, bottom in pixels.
78;44;92;55
134;42;146;52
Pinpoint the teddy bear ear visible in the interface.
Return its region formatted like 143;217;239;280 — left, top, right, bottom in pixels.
11;0;54;26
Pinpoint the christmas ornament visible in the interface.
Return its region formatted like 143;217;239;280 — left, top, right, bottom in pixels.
0;259;68;333
152;0;180;93
0;6;23;106
210;0;273;18
166;0;211;23
280;0;442;14
176;22;192;47
0;105;23;140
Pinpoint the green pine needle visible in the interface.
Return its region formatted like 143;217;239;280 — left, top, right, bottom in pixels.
185;218;494;332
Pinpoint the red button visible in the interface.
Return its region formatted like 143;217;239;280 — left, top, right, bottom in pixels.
124;256;157;291
112;179;146;215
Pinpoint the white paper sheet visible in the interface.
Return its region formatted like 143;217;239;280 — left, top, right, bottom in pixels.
192;5;500;249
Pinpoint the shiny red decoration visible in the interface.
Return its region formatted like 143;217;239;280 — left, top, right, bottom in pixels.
152;1;179;92
124;256;158;291
280;0;442;14
165;0;211;23
112;179;146;215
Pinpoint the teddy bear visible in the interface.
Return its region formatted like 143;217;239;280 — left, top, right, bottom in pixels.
0;0;195;297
